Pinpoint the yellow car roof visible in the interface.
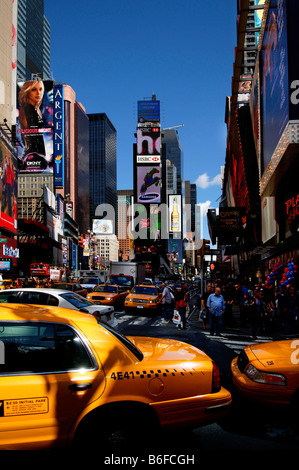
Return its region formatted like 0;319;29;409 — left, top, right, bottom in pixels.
0;303;97;327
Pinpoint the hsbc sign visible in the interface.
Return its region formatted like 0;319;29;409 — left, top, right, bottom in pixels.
137;155;161;163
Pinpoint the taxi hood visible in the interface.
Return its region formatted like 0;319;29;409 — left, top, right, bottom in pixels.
249;340;295;368
127;336;209;364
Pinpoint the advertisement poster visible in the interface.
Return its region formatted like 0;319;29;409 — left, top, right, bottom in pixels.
0;128;18;233
16;80;54;174
92;219;113;234
261;0;289;170
137;166;161;203
168;194;182;233
136;127;161;158
137;100;160;123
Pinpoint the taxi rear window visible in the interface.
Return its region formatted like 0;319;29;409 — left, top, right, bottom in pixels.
97;320;143;361
0;321;97;375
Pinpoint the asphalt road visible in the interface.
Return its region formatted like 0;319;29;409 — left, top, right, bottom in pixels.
113;307;299;458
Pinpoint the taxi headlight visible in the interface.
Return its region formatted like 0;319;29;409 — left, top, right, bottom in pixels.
126;297;132;302
245;364;286;386
149;299;157;304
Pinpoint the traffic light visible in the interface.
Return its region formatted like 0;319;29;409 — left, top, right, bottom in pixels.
201;239;210;256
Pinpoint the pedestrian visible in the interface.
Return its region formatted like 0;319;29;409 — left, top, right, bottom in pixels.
161;283;173;322
284;287;298;334
201;283;214;328
244;290;260;339
207;287;225;335
175;287;189;329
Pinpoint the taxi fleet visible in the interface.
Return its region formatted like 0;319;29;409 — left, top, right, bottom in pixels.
0;304;231;450
231;339;299;410
124;284;163;314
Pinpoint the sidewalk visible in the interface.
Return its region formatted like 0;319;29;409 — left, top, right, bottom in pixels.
187;302;298;340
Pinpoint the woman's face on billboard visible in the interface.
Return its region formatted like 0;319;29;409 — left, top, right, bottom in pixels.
27;83;44;106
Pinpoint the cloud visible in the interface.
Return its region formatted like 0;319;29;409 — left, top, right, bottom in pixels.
198;200;211;216
195;172;221;189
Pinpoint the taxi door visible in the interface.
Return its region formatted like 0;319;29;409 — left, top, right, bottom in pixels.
0;321;105;449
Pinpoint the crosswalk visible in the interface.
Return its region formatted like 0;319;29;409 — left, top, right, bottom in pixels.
115;312;275;355
198;329;272;354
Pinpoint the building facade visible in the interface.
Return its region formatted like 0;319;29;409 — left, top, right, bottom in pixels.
88;113;117;230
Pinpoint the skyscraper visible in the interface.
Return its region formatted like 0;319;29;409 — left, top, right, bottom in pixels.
88;113;117;230
17;0;50;80
162;129;184;195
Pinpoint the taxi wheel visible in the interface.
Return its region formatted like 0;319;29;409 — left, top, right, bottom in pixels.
74;403;159;452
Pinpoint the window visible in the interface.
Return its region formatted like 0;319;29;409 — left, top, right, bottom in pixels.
0;322;96;375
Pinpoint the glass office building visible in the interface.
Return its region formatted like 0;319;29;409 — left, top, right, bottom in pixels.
162;129;184;195
88;113;117;230
17;0;50;80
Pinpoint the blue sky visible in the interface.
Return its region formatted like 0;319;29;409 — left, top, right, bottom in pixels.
45;0;237;238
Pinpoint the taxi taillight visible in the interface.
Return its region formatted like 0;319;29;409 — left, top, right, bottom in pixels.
212;362;221;393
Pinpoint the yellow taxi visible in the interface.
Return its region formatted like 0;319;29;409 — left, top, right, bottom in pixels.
124;284;163;314
0;280;13;291
0;304;232;450
53;282;87;298
86;284;127;308
231;339;299;410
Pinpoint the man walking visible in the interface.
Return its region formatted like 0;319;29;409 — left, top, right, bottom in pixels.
207;286;225;335
161;283;173;322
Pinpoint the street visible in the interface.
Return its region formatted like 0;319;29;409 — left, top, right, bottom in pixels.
113;306;299;456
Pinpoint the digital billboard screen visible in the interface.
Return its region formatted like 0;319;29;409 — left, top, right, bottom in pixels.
260;0;289;171
16;80;54;174
136;127;161;158
136;166;161;203
168;194;182;234
0;127;18;233
137;100;160;123
54;84;64;186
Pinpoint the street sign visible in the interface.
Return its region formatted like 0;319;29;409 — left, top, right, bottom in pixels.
0;239;7;243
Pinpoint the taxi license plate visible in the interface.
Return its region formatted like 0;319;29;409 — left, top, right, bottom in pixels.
137;305;143;308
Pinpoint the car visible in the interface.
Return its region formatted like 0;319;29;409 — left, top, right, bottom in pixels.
0;305;232;450
86;284;128;308
0;280;13;291
231;339;299;411
0;288;117;329
53;282;88;297
124;284;163;314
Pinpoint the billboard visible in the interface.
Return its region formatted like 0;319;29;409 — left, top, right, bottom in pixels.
137;100;160;123
136;166;161;203
92;219;113;234
260;0;289;171
168;239;183;263
168;194;182;234
136;126;161;162
0;127;18;233
16;80;54;173
54;84;64;186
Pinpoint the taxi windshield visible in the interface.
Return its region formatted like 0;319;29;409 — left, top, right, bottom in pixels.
94;285;117;293
59;293;94;308
79;278;98;284
132;286;156;296
97;320;143;361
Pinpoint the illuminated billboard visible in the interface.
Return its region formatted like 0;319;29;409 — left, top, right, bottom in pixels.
137;100;160;123
16;80;54;173
92;219;113;234
136;127;161;162
136;166;161;203
168;194;182;234
0;127;18;233
260;0;289;171
54;84;64;186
